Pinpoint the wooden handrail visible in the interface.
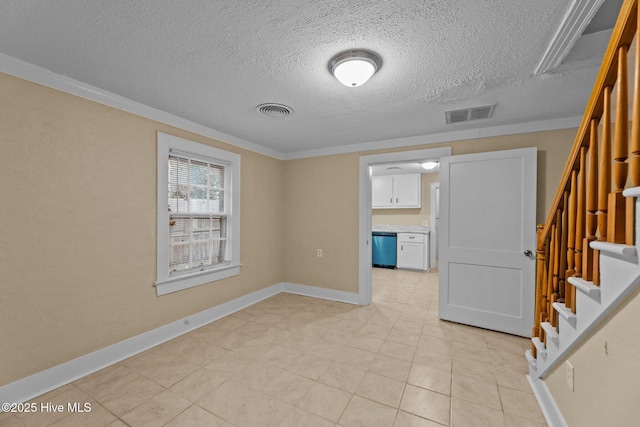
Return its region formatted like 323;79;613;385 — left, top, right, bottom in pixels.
540;0;637;244
533;0;638;354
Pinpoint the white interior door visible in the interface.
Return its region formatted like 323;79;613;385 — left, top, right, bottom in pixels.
438;148;536;337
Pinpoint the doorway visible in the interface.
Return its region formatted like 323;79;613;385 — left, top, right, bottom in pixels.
358;147;452;304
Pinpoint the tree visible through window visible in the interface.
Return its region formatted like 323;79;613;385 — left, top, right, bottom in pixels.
156;132;240;296
168;154;229;275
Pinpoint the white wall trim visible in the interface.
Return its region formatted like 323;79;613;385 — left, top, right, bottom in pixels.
534;0;605;75
0;52;580;162
0;53;283;160
0;281;365;406
1;283;283;405
527;375;568;427
429;181;440;268
282;282;361;305
156;132;242;295
358;147;452;306
284;116;581;160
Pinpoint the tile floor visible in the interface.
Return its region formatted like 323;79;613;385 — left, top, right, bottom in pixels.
1;268;547;426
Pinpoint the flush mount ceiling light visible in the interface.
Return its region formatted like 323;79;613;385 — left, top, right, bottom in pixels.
329;49;382;87
421;161;439;170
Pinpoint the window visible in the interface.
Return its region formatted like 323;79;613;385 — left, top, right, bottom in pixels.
156;132;240;295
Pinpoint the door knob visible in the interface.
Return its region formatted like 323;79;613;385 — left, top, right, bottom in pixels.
523;250;533;257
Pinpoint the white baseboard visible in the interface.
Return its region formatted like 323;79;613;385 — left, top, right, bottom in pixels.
527;375;568;427
282;282;360;305
1;281;359;406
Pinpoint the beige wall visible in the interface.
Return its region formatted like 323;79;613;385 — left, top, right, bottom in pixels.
0;70;577;389
283;154;360;292
6;66;636;425
372;173;440;226
544;287;640;426
284;128;576;294
0;73;284;386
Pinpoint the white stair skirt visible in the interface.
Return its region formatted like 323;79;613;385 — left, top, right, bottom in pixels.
525;188;640;426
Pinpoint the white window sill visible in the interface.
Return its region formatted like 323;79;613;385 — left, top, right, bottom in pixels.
155;264;241;296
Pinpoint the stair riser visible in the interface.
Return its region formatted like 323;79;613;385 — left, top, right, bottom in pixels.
557;315;578;351
599;252;639;307
575;291;601;329
529;194;640;384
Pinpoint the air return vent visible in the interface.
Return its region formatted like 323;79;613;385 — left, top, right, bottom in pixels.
445;104;496;124
256;103;294;118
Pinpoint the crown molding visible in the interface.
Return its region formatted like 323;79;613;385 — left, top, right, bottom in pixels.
0;53;284;160
535;0;605;75
282;116;582;160
1;52;581;162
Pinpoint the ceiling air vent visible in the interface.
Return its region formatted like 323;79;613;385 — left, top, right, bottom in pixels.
445;104;496;124
256;103;294;118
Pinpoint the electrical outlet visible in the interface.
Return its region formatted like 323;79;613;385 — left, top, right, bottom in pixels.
566;360;574;391
422;220;429;226
317;249;323;257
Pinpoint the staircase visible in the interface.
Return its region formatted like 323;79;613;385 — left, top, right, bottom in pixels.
526;188;640;380
525;1;640;423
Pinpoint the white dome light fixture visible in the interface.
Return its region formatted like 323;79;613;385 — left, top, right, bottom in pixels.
329;49;382;87
421;161;439;170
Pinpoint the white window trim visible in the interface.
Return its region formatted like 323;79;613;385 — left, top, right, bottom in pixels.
156;132;241;296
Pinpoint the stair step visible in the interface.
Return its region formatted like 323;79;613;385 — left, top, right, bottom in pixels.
568;277;601;301
525;349;537;369
622;186;640;198
531;337;546;357
527;191;640;381
553;302;577;328
590;241;637;261
541;322;559;346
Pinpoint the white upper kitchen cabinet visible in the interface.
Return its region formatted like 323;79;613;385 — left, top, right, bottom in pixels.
394;174;421;207
372;175;394;208
372;174;421;209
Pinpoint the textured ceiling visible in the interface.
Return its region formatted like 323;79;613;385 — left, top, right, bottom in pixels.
0;0;604;156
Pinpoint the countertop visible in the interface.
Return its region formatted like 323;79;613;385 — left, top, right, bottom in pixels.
372;225;430;234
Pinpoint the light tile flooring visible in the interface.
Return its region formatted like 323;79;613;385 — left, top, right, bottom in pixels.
2;268;547;426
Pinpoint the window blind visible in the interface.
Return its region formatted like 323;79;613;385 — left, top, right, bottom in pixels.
168;153;229;276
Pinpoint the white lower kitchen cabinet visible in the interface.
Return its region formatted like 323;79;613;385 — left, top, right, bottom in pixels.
397;232;429;270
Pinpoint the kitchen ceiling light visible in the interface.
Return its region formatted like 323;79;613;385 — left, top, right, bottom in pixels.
329;49;381;87
421;161;439;170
